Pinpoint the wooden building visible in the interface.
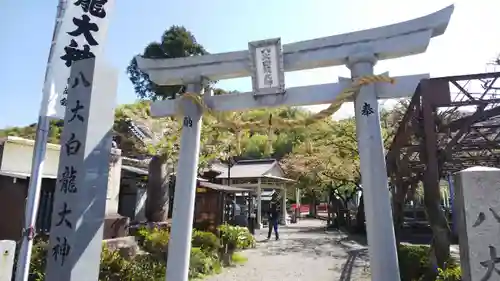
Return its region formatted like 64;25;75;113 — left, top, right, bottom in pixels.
193;181;252;232
118;162;253;232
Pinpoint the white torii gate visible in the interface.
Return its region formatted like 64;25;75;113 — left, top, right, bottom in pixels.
137;5;453;281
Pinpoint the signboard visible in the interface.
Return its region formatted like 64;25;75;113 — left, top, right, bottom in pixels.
196;187;207;193
248;38;285;96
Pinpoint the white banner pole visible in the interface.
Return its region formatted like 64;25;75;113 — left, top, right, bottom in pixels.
15;1;68;280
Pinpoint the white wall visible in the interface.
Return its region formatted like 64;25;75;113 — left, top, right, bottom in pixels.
0;137;122;215
106;155;122;214
0;139;60;178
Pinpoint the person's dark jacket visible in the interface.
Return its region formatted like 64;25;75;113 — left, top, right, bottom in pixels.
268;198;280;220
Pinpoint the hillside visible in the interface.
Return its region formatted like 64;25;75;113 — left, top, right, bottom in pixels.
0;101;324;162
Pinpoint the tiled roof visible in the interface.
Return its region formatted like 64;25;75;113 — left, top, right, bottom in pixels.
209;162;228;173
216;159;277;179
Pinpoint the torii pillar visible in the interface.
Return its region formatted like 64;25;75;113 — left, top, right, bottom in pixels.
348;53;400;277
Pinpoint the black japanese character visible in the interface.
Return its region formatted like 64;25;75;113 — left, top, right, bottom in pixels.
60;97;67;107
473;212;487;227
74;0;107;18
472;208;500;228
480;245;500;281
65;133;81;156
68;100;85;123
71;71;91;88
60;39;95;67
52;237;71;266
260;47;274;87
60;166;78;193
183;116;193;128
361;102;374;116
489;207;500;223
67;15;99;46
55;202;73;229
60;78;71;106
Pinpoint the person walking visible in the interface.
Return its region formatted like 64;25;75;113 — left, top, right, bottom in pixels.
267;192;280;240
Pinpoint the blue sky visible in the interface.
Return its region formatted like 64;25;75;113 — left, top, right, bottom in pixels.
0;0;498;128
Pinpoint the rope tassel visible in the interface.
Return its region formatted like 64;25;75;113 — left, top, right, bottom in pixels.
264;114;274;156
235;130;242;155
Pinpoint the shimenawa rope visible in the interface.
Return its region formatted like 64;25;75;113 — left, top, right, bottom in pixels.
176;74;395;154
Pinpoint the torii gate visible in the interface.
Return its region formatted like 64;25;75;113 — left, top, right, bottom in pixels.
137;5;454;281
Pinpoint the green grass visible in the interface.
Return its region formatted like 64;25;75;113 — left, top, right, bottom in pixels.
231;252;248;264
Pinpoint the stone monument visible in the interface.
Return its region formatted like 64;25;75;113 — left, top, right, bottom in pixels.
44;57;118;281
454;166;500;281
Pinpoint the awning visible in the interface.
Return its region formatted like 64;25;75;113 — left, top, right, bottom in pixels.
199;181;253;193
121;165;148;175
121;165;209;182
262;175;296;183
0;171;57;179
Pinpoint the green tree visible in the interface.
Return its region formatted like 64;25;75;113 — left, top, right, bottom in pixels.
280;119;344;216
280;106;403;229
126;25;208;100
0;119;64;144
116;100;233;222
125;25;211;222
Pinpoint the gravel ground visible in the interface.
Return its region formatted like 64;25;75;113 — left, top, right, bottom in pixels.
204;219;371;281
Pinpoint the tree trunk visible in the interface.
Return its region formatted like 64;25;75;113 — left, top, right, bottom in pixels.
145;154;171;222
392;181;409;247
420;87;451;269
336;209;344;227
355;194;366;233
423;181;450;269
309;190;317;217
335;194;346;227
327;191;332;225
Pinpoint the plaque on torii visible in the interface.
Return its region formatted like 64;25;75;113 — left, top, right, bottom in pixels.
136;5;454;281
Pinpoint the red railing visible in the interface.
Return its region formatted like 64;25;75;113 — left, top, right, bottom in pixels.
291;203;328;213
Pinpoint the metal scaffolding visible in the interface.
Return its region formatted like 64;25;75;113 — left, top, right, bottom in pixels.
387;71;500;192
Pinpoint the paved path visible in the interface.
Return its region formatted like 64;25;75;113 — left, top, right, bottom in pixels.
205;219;371;281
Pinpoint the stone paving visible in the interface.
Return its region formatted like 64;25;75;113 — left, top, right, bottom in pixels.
204;219;371;281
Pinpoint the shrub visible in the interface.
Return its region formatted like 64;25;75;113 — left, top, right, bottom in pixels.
233;226;256;250
22;242;166;281
28;239;48;281
398;245;461;281
218;224;256;250
126;255;166;281
101;246;217;280
436;265;461;281
231;252;248;264
100;247;131;280
192;229;221;253
23;226;253;280
398;245;430;281
189;247;221;279
135;227;169;257
218;223;240;249
100;247;166;280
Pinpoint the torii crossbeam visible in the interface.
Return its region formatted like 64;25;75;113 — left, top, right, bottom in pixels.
137;5;454;281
